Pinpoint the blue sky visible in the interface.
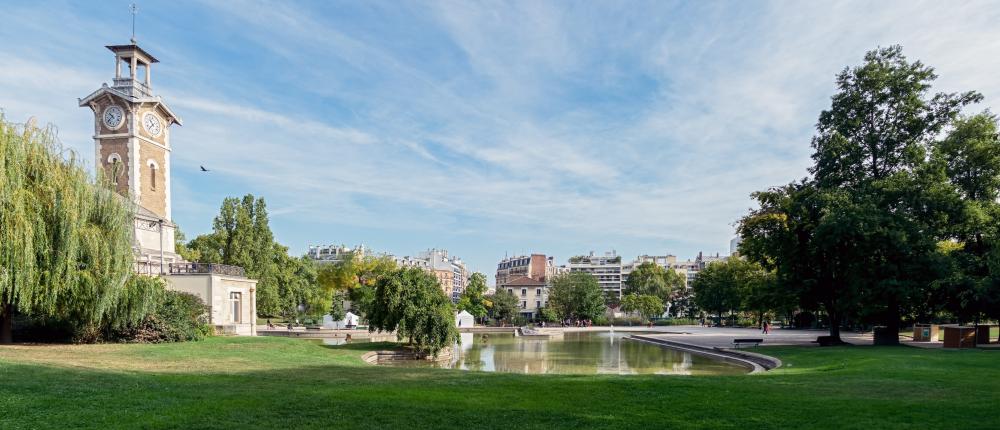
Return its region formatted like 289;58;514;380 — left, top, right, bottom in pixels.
3;1;1000;282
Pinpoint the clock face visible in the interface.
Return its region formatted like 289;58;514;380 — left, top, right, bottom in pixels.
103;105;125;129
142;112;163;137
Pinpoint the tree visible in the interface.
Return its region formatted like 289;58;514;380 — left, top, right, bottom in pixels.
316;252;397;319
691;261;743;326
0;116;159;343
931;114;1000;324
174;227;200;263
367;267;458;355
620;293;663;322
456;272;488;323
548;272;606;321
186;195;331;321
487;289;519;324
623;262;682;303
740;46;981;344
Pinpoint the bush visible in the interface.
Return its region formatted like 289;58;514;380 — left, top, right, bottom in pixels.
605;316;645;326
109;291;211;343
653;318;699;326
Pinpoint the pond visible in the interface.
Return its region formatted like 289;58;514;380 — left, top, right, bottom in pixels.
381;331;748;375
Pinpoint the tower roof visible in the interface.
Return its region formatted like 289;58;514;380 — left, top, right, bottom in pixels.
106;44;159;63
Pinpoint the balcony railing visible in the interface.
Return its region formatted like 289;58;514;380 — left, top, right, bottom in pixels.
112;77;152;98
168;262;246;277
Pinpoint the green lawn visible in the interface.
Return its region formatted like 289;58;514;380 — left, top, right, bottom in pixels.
1;337;998;429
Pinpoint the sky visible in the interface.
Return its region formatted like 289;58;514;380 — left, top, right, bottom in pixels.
2;1;1000;283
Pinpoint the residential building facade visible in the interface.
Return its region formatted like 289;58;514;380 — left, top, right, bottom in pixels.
306;244;371;264
567;250;623;299
502;276;548;319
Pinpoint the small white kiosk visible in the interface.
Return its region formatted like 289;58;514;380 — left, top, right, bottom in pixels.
455;310;475;328
323;312;360;329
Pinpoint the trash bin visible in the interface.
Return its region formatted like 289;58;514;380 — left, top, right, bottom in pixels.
913;324;939;342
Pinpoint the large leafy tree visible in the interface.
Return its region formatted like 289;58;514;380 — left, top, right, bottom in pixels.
931;114;1000;324
0;117;159;343
367;267;458;355
548;272;606;321
487;289;519;324
456;272;488;322
620;293;663;322
187;195;328;320
691;261;743;326
623;262;683;303
740;46;980;344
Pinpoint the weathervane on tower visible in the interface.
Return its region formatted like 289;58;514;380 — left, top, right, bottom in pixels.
130;3;138;44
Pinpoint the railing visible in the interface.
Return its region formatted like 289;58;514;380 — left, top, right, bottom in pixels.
135;261;161;276
168;262;246;277
112;77;152;98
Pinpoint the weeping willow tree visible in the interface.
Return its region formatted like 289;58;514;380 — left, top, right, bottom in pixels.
0;115;160;343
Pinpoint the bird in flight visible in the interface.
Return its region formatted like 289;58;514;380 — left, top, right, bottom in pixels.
200;165;210;172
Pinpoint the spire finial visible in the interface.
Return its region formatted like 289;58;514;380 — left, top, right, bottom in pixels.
129;3;138;44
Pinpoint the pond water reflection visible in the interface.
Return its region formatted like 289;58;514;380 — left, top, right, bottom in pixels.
385;331;747;375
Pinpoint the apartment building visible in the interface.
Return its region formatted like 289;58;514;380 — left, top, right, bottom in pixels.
306;244;371;264
496;254;551;287
566;250;623;299
395;249;468;302
502;276;548;319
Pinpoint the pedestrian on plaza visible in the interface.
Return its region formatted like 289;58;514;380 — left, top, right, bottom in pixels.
762;320;770;335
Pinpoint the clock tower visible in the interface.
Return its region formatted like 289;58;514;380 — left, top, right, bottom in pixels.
80;43;181;221
80;43;183;273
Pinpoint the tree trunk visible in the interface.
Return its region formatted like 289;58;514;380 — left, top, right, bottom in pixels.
874;299;901;346
1;302;13;344
826;306;843;344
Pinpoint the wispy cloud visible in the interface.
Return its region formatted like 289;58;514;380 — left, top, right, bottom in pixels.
1;0;999;277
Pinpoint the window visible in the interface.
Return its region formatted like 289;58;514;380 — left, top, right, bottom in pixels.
536;288;541;296
507;288;513;295
536;301;541;309
521;288;526;297
147;160;159;191
521;301;526;309
229;292;242;324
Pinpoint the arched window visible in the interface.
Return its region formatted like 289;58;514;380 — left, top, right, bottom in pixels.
107;153;122;185
147;159;159;191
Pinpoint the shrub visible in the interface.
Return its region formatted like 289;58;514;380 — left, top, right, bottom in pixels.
653;318;699;326
109;291;210;343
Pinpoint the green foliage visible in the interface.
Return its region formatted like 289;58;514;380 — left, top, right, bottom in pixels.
0;115;154;342
548;272;606;320
173;228;201;263
107;288;211;343
456;272;488;321
316;252;396;319
368;267;458;355
691;259;774;325
536;306;559;322
186;195;328;320
623;262;683;303
739;46;985;342
620;293;663;322
327;291;347;322
487;289;519;323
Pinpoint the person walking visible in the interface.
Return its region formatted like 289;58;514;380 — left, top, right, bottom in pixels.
762;320;770;335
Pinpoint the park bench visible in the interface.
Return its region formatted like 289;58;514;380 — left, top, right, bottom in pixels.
732;338;763;348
